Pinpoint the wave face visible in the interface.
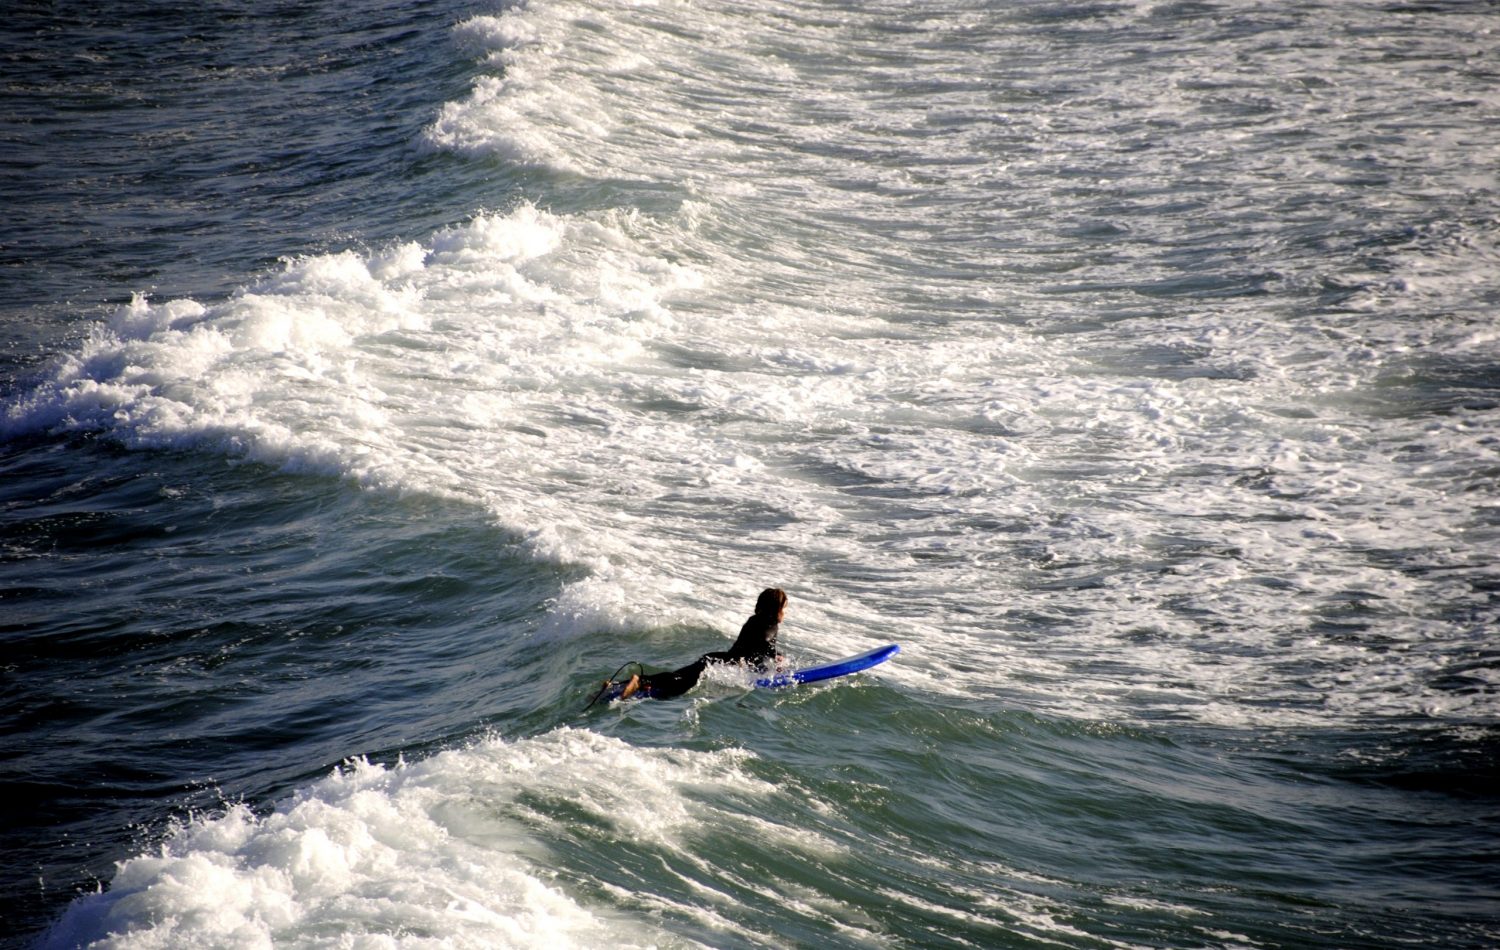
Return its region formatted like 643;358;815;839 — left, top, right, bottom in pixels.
4;0;1498;946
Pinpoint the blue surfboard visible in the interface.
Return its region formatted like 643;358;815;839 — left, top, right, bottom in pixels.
590;643;900;705
754;643;900;689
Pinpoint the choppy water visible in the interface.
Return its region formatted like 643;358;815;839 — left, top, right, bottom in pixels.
3;0;1498;946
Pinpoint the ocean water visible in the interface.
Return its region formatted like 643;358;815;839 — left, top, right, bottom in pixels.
3;0;1498;946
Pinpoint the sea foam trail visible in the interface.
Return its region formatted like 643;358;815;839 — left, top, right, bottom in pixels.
6;194;1495;732
8;0;1500;731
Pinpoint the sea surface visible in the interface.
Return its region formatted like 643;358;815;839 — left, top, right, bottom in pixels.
3;0;1498;946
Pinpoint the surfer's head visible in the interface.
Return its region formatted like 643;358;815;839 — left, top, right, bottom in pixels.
755;587;788;622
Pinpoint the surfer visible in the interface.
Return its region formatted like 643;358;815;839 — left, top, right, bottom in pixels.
613;587;787;700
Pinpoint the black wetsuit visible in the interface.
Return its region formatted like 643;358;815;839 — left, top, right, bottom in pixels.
639;613;779;699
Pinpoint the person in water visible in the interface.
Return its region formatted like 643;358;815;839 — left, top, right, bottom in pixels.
618;587;788;700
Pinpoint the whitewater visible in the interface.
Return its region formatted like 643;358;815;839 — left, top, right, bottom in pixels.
2;0;1496;947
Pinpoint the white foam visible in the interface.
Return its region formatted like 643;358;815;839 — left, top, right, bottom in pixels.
10;0;1500;733
41;729;779;949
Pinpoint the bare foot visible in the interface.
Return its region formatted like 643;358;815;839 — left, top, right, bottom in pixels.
619;673;641;700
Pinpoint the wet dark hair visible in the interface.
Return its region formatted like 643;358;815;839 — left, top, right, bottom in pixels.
755;587;788;619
